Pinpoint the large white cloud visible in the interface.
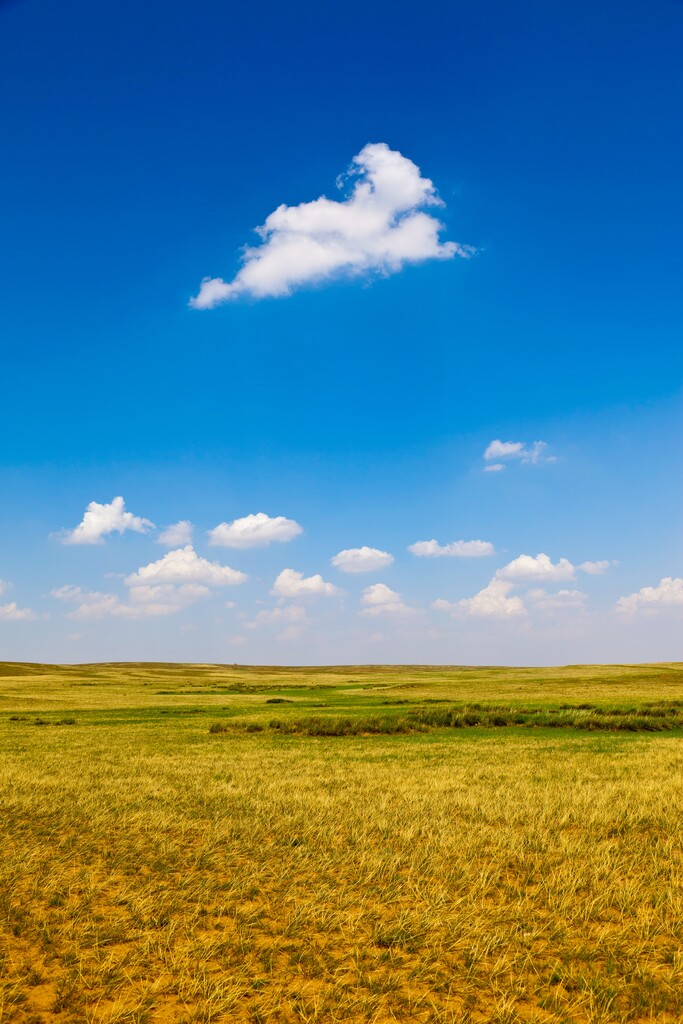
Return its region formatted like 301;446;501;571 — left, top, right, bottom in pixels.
361;583;414;617
190;143;470;307
61;496;154;545
208;512;303;548
331;546;394;573
616;577;683;614
433;579;525;618
271;569;339;598
408;539;495;558
496;553;577;583
483;439;554;471
158;520;194;547
125;546;247;587
0;601;38;621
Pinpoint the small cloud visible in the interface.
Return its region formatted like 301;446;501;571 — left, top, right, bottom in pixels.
129;582;210;606
208;512;303;548
495;553;612;584
0;601;38;621
331;546;394;573
249;604;309;628
0;579;10;596
496;553;576;584
433;578;525;618
527;587;587;610
616;577;683;615
361;583;414;618
271;568;339;598
158;520;193;547
60;496;154;545
229;634;247;646
408;539;494;558
278;625;304;642
578;560;613;575
483;439;555;469
190;142;471;307
125;546;247;587
484;440;525;460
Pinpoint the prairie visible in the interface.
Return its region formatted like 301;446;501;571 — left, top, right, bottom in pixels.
1;662;683;1023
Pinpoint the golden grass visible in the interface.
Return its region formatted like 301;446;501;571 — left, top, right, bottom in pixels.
2;662;683;1023
2;661;683;712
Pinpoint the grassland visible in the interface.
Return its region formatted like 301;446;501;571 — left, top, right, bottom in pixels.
2;662;683;1023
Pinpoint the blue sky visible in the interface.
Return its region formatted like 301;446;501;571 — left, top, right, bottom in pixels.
1;0;682;664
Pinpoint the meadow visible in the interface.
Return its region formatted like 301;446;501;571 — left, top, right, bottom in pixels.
2;661;683;1024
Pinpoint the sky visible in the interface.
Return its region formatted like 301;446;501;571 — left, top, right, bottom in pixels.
1;0;682;665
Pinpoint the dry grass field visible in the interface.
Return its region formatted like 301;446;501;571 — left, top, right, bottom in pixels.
2;662;683;1024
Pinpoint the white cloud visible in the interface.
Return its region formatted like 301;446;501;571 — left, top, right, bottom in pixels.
158;520;193;547
484;440;525;460
433;578;525;618
52;581;210;620
61;496;154;545
483;440;555;470
0;579;9;596
527;588;587;610
0;602;38;622
495;553;612;584
250;604;309;628
278;625;304;642
125;546;247;587
129;583;210;607
331;546;394;573
616;577;683;614
208;512;303;548
248;605;310;642
190;142;471;307
432;552;607;623
496;553;577;583
408;539;495;558
578;560;612;575
361;583;414;618
271;568;339;598
53;587;129;620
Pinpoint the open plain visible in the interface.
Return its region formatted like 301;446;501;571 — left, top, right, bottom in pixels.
2;662;683;1024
